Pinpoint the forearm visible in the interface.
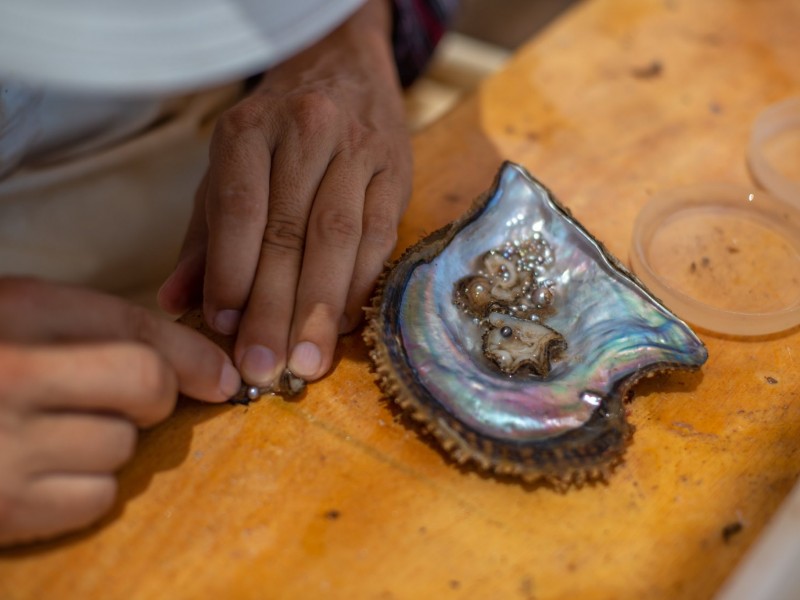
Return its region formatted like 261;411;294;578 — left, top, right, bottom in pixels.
259;0;400;93
260;0;459;93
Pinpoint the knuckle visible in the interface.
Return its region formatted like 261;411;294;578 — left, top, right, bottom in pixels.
262;217;306;255
214;101;264;139
307;300;343;325
288;92;338;137
350;121;374;146
314;208;362;248
214;181;264;221
130;348;176;423
123;304;159;345
362;212;398;252
337;122;373;157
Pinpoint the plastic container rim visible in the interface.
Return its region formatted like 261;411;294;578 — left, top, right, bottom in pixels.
630;182;800;336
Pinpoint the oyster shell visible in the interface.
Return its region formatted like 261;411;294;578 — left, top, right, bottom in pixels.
364;162;707;484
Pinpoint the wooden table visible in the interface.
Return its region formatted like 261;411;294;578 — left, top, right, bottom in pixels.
2;0;799;597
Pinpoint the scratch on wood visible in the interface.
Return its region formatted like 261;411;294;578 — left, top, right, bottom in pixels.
669;421;717;440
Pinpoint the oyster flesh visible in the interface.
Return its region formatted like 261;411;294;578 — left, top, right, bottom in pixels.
364;162;707;484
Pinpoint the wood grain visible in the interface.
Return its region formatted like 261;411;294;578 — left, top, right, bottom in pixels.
1;0;799;598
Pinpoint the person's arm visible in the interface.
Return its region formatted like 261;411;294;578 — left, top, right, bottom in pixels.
0;278;240;546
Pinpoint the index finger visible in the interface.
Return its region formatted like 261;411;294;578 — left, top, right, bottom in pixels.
0;342;177;427
0;278;241;402
203;113;272;335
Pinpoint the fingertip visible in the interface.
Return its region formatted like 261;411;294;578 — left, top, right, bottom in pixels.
218;361;242;401
288;341;324;380
239;345;281;387
202;301;239;337
212;309;241;336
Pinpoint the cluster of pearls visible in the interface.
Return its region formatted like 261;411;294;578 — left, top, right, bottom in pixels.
454;234;558;323
496;233;554;277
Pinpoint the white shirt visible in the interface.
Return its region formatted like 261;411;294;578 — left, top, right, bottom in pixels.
0;82;183;180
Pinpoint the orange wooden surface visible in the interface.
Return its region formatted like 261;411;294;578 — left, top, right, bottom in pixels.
2;1;799;598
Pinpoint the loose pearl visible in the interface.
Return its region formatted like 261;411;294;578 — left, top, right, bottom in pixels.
534;288;554;307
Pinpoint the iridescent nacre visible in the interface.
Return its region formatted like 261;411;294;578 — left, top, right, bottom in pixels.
364;162;708;484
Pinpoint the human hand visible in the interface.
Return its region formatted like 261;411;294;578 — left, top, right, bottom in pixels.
158;0;412;388
0;278;241;546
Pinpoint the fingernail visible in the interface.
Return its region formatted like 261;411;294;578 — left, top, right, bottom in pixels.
241;345;278;385
288;341;322;379
219;362;242;398
213;309;241;335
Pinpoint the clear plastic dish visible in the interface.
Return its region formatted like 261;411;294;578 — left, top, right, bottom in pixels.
747;96;800;209
629;183;800;336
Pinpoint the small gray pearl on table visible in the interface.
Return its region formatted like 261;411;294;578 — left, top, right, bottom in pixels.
246;386;261;401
